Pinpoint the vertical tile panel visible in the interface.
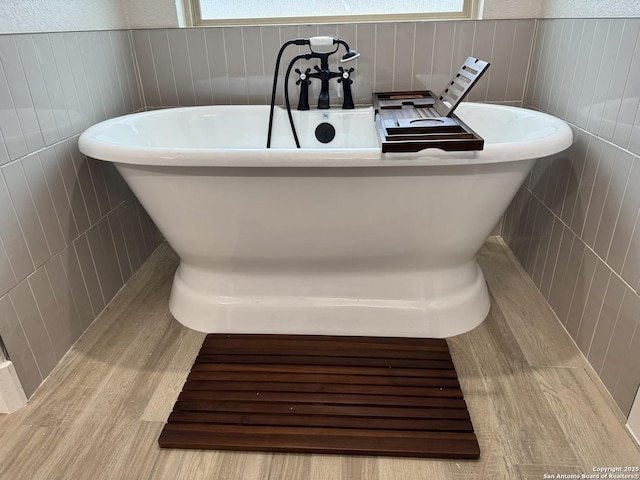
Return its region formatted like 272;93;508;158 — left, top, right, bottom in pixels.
91;31;123;119
242;27;268;105
523;198;543;277
565;20;596;125
0;171;34;282
54;142;90;235
9;280;57;379
48;33;85;135
108;31;134;114
539;216;563;298
531;205;554;288
131;30;161;108
620;210;640;289
73;233;104;317
547;226;574;316
59;243;94;328
547;20;573;116
586;19;624;134
21;152;66;257
528;20;552;108
574;19;610;129
587;273;626;374
559;130;589;226
556;19;583;119
118;200;143;274
149;29;179;107
557;237;585;327
85;222;114;304
222;27;248;105
32;34;74;140
374;23;395;92
123;31;144;112
565;246;597;338
467;21;493;102
612;28;640;150
186;28;214;106
77;31;107;123
540;20;564;114
607;156;640;273
431;22;455;93
0;295;41;397
582;142;616;248
0;35;44;153
107;208;132;282
168;29;196;106
550;145;575;219
392;23;415;92
44;254;84;343
574;260;611;354
601;290;640;392
487;20;515;102
353;23;375;106
86;158;111;218
259;26;281;104
27;266;70;360
0;237;15;297
63;32;98;128
506;20;535;103
2;160;51;268
275;26;299;108
100;161;129;210
14;34;59;146
204;27;231;105
412;22;435;91
0;59;29;160
0;125;9;166
38;147;78;245
599;19;640;142
97;214;125;294
613;323;640;416
593;150;634;259
68;139;101;226
571;135;603;236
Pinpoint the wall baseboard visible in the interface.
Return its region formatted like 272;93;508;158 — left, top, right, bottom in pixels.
627;387;640;447
0;361;27;414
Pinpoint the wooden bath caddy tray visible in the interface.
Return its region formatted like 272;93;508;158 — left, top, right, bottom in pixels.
374;57;490;153
159;334;480;459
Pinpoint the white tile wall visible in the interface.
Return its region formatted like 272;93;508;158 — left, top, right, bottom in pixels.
0;30;161;397
131;20;537;108
504;18;640;416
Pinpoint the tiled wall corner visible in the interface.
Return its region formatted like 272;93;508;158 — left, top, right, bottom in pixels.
130;20;536;109
0;30;161;398
503;18;640;417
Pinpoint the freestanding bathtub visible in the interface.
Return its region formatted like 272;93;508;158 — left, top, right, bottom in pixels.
79;103;572;337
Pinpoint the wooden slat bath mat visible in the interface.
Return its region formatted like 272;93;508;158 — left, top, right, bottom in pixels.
159;334;480;459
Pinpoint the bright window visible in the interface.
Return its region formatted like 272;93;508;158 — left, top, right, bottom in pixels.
189;1;475;26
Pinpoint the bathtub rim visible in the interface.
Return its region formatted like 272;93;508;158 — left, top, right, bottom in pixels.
78;102;573;168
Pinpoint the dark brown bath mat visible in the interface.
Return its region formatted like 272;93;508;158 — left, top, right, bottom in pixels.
159;334;480;459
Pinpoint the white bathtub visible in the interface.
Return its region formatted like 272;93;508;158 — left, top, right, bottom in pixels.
79;103;572;337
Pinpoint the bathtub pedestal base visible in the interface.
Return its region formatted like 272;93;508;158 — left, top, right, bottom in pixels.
168;261;490;338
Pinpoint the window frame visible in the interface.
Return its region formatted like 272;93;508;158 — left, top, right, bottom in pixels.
187;0;477;27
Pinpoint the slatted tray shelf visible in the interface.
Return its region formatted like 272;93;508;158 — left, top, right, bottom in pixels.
373;56;490;153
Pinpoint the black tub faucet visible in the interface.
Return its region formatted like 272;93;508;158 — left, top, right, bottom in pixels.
266;36;360;148
304;37;359;109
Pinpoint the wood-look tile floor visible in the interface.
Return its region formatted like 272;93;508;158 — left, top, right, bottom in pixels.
0;238;638;480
